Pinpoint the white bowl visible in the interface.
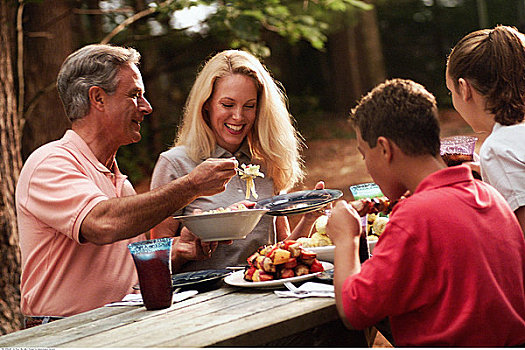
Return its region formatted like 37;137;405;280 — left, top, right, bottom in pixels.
175;208;269;242
367;238;378;254
305;246;335;263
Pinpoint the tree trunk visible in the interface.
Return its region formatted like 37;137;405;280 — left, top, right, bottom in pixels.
0;0;24;335
355;1;386;91
21;0;74;160
328;2;386;115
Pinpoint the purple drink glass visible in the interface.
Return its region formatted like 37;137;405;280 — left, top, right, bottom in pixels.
440;136;478;166
128;238;173;310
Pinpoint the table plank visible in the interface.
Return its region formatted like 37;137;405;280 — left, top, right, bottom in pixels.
173;297;338;347
60;289;284;347
0;285;373;348
0;287;235;347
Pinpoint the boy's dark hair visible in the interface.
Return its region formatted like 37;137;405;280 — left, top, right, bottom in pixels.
349;78;440;157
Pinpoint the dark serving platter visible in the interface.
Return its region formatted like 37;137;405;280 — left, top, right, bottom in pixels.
171;269;232;291
255;189;343;216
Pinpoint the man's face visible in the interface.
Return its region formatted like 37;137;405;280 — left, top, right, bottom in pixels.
103;63;153;146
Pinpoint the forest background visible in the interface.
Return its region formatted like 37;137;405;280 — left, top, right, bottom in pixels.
1;0;524;334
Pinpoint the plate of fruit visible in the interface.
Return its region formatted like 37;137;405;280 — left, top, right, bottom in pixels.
224;240;333;288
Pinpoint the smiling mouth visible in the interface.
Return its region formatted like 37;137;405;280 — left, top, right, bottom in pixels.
225;123;243;132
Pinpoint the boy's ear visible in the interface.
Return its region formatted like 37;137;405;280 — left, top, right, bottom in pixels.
377;136;394;162
457;78;472;101
89;86;106;112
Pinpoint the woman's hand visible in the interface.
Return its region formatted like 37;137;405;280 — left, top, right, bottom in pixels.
285;180;327;240
170;208;232;271
175;227;219;260
301;181;327;223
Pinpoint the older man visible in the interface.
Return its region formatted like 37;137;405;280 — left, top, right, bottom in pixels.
16;44;237;326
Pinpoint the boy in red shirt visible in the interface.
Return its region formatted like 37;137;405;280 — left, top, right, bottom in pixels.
327;78;525;346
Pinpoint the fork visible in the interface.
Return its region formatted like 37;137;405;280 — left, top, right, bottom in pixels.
284;281;304;294
284;282;298;293
283;281;335;296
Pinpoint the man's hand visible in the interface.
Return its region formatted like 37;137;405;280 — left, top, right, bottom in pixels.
186;158;238;197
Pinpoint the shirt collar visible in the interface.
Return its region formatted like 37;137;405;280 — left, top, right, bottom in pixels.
492;122;503;133
209;141;252;161
414;165;473;195
63;130;124;177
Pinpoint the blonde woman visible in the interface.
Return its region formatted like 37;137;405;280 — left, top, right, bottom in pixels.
150;50;323;272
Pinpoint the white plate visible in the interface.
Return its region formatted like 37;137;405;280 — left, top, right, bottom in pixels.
304;246;334;263
224;261;334;288
367;238;378;254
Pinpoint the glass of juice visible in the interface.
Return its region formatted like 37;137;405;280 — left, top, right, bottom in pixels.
128;238;173;310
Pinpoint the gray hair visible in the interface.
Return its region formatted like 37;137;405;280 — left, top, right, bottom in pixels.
56;44;141;122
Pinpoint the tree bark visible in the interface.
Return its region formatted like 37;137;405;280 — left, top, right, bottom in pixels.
328;2;386;115
21;0;74;160
0;0;24;335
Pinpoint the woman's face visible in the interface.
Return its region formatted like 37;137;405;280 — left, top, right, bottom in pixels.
205;74;258;153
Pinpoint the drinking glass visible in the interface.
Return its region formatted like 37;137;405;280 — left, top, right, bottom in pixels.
128;238;173;310
440;136;478;166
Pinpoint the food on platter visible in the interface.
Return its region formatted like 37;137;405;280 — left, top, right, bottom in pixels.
238;164;265;200
243;241;324;282
350;196;393;217
296;215;333;248
202;203;249;215
366;213;389;240
367;234;379;242
373;216;389;235
349;183;394;216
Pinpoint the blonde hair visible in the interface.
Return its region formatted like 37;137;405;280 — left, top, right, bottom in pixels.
175;50;305;193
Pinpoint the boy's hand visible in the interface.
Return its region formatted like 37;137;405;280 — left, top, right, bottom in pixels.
326;200;362;246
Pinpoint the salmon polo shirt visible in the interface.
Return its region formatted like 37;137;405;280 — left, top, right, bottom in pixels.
16;130;145;317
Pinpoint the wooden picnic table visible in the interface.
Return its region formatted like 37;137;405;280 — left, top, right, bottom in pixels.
0;283;377;347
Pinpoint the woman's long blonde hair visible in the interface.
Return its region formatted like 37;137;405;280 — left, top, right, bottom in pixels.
175;50;305;193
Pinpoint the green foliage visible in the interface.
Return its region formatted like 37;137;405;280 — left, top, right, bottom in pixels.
139;0;373;56
376;0;523;107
